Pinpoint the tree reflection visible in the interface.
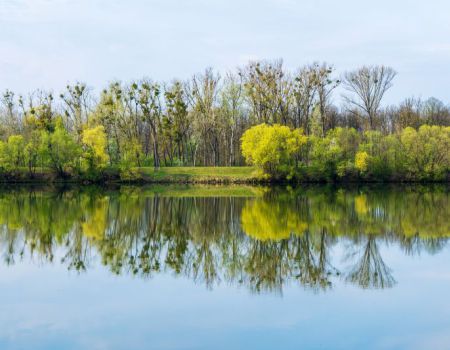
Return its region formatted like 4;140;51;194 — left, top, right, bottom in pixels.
0;185;447;293
345;236;396;289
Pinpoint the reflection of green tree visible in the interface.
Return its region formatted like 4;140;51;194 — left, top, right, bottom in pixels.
0;185;447;293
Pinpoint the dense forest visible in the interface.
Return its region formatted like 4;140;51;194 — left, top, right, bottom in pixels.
0;60;449;181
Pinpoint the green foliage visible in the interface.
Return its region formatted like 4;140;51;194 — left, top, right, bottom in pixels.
0;135;27;171
241;124;307;178
42;118;81;176
119;137;143;179
400;125;450;180
24;130;44;174
306;127;359;180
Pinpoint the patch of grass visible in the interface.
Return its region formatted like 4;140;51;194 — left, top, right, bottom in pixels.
138;166;262;183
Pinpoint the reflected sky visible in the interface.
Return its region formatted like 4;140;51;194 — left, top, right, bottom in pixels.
0;185;449;349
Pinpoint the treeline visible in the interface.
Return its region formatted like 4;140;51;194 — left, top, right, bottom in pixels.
241;123;449;181
0;60;449;179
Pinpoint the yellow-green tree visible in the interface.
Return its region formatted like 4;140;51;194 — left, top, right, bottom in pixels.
241;123;307;178
355;151;369;173
82;125;109;171
401;125;449;180
42;118;80;176
0;135;25;171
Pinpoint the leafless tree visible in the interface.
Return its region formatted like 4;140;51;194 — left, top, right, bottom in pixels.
186;68;221;166
60;82;93;139
343;65;396;129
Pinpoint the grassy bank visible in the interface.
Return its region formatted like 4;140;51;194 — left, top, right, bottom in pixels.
137;166;261;183
0;166;264;184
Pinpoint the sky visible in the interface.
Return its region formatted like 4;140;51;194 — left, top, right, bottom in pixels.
0;0;449;104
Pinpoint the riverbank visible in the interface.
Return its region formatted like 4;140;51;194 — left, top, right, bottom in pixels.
0;167;264;184
0;166;448;184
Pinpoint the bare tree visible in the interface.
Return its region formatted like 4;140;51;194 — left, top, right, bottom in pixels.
186;68;221;166
60;82;93;139
343;65;396;129
219;72;245;166
241;59;290;125
422;97;450;126
292;65;318;133
0;90;20;136
313;63;340;136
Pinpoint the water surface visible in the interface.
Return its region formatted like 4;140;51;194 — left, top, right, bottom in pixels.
0;184;449;349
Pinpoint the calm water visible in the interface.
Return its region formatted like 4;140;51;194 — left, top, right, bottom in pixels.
0;184;449;350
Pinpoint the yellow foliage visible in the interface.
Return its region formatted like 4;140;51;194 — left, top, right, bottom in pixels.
241;123;307;176
355;151;369;173
81;197;108;241
241;199;307;241
82;125;109;169
354;195;368;215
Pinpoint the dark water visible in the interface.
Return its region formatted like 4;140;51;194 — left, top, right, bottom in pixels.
0;184;449;350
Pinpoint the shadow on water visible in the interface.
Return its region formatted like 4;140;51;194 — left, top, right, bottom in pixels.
0;183;448;294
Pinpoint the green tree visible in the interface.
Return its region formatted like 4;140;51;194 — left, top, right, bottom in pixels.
43;118;80;176
400;125;450;180
309;127;360;179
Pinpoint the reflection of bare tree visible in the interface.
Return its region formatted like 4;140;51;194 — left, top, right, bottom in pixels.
346;236;396;289
244;240;289;294
398;235;447;256
292;230;338;291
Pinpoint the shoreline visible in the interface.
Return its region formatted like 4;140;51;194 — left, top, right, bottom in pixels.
0;169;448;185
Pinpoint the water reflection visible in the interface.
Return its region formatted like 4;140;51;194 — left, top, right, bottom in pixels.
0;185;448;293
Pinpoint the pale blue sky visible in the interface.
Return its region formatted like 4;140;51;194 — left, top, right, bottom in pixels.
1;0;449;104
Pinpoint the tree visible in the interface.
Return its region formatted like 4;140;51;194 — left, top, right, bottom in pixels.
292;65;318;133
163;81;190;164
355;151;369;173
392;97;422;131
24;130;43;175
43;118;80;176
0;90;20;137
137;80;162;168
60;82;92;139
19;91;55;132
242;60;290;125
343;66;396;129
309;127;360;179
186;68;221;166
241;123;307;178
219;73;245;166
82;125;109;172
400;125;449;180
422;97;450;126
5;135;25;170
312;63;340;136
91;84;124;164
